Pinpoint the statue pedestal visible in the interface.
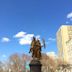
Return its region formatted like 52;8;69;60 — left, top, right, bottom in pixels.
29;59;42;72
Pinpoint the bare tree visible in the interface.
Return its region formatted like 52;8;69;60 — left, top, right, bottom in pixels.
0;61;3;72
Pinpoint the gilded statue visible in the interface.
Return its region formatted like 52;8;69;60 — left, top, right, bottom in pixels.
29;37;46;60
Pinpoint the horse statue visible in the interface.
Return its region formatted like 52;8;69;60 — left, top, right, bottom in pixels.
29;37;46;60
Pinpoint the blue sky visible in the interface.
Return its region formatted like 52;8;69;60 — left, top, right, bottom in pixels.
0;0;72;61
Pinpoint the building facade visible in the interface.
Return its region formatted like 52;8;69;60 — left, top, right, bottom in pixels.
56;25;72;64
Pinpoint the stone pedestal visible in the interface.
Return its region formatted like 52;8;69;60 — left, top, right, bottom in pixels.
29;59;42;72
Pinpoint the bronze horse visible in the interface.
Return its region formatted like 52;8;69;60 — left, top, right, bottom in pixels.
29;37;42;60
29;44;41;60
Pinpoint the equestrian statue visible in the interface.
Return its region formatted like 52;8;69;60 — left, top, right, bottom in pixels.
29;37;46;60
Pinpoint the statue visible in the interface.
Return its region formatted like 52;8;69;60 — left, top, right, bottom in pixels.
29;37;46;72
29;37;46;60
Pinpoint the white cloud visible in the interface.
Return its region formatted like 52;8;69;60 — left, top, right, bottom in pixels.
14;31;26;38
19;38;32;45
26;34;34;38
19;34;34;45
46;52;57;59
48;37;55;41
67;12;72;19
66;12;72;22
1;37;10;42
14;31;41;45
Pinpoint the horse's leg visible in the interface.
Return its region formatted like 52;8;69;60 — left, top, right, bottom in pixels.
32;48;37;59
38;50;41;59
32;49;34;57
32;48;36;58
29;48;32;53
29;48;34;58
35;48;39;59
